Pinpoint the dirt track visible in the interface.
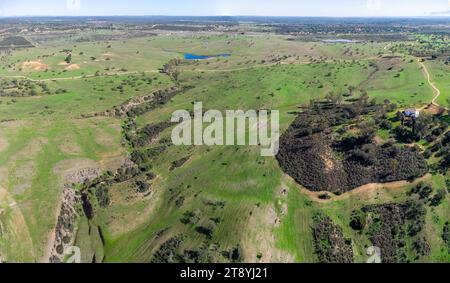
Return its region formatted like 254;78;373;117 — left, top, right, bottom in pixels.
418;59;443;109
0;70;160;82
286;174;432;204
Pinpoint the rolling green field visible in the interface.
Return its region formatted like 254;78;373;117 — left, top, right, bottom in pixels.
0;30;448;263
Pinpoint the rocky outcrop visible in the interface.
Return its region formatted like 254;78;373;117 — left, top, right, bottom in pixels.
102;94;155;118
65;167;101;185
49;187;81;263
83;86;182;119
48;166;102;263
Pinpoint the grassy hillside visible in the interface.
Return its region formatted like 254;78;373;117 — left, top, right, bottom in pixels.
0;31;448;263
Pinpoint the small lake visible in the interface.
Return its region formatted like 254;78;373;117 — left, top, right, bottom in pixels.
184;53;231;60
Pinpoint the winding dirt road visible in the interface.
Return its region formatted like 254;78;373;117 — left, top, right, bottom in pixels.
296;174;432;204
418;59;443;108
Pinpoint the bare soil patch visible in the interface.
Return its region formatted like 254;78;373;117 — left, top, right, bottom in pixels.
266;206;280;227
12;138;47;161
53;158;100;185
100;154;128;172
21;60;49;71
65;64;80;71
241;204;295;263
0;137;8;153
373;136;384;145
55;133;83;155
101;52;116;57
423;104;445;116
12;184;32;195
296;173;431;203
94;128;116;148
11;161;36;195
58;140;83;155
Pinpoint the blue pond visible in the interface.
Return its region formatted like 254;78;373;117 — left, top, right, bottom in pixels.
184;53;231;60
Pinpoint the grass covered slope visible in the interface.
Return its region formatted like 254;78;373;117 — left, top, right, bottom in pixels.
0;30;448;263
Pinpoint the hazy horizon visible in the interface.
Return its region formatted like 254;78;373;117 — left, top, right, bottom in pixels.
1;15;450;19
0;0;449;18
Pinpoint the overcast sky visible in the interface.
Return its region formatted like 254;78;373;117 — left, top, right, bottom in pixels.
0;0;449;17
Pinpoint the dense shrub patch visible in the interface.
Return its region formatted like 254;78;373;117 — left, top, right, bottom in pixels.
130;121;172;148
443;222;450;254
361;201;428;263
277;98;427;193
311;214;354;263
170;156;191;171
151;236;185;263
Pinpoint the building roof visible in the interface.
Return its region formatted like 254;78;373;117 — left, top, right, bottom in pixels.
403;108;420;118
